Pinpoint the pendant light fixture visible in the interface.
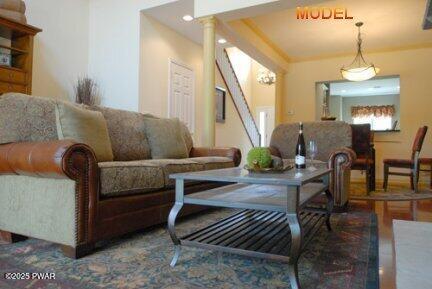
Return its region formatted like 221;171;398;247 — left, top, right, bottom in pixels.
341;22;379;82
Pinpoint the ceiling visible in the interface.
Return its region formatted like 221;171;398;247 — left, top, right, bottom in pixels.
250;0;432;61
143;0;203;44
330;77;400;97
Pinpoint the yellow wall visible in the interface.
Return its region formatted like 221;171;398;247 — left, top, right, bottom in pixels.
283;47;432;183
140;15;252;160
251;60;275;120
140;15;204;143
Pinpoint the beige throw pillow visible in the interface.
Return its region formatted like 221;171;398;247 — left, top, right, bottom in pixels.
144;118;188;159
179;121;193;154
55;102;114;162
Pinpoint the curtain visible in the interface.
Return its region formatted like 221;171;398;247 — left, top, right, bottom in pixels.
351;105;395;118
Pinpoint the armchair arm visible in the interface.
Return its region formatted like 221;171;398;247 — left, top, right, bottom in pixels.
0;140;99;249
328;147;356;208
0;140;97;179
190;147;242;167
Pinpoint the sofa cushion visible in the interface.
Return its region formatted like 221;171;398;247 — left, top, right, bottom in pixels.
144;118;189;159
180;122;193;155
98;161;165;197
92;106;156;161
0;93;58;144
55;102;114;162
270;121;352;162
144;159;204;186
188;157;234;170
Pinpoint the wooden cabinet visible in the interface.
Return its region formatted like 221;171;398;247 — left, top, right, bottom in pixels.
0;16;41;95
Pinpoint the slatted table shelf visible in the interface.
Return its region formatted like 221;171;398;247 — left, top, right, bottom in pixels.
168;167;333;289
181;209;327;262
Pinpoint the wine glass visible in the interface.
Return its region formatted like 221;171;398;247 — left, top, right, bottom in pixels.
308;140;318;169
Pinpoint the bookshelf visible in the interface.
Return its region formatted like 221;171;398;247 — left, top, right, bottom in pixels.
0;16;41;95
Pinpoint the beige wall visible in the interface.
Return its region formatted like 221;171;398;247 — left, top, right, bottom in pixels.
216;72;253;165
139;15;252;159
283;47;432;183
251;60;275;121
140;15;203;121
25;0;89;101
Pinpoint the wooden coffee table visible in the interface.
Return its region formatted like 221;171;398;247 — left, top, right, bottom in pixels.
168;166;333;289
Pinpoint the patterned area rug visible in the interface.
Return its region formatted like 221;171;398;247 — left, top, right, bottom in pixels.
0;209;378;289
350;183;432;201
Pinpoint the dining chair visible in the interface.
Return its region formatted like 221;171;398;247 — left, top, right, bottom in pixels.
351;124;375;194
383;126;428;192
419;158;432;189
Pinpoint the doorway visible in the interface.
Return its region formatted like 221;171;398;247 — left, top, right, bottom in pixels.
256;106;275;147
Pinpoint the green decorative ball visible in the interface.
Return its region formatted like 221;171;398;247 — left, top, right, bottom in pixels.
247;147;272;169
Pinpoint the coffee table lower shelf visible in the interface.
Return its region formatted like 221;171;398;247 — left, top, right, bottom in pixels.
177;208;327;263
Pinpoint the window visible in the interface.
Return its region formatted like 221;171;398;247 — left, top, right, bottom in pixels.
351;105;395;131
353;115;392;130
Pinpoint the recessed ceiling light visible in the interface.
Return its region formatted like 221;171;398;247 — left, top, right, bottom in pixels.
218;38;227;44
182;15;193;22
341;90;347;93
368;87;374;91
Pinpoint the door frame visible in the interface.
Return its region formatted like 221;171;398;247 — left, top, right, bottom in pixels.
256;106;275;147
168;58;195;133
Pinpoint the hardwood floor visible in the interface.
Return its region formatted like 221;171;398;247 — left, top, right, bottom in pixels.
350;199;432;289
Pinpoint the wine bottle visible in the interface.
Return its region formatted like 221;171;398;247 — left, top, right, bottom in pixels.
295;122;306;169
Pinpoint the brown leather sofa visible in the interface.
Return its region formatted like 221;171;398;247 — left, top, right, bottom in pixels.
270;121;356;209
0;93;241;258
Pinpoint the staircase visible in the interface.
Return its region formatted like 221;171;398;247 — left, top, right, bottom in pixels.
216;48;261;147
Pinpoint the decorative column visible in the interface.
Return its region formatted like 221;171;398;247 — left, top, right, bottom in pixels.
201;16;216;147
275;71;285;125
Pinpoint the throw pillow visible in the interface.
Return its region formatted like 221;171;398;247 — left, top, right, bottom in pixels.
55;101;114;162
144;117;188;159
179;121;193;155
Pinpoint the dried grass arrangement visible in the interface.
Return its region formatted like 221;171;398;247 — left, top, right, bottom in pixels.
74;77;99;106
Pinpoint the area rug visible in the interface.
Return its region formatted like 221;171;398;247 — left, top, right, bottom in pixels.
0;209;378;289
350;183;432;201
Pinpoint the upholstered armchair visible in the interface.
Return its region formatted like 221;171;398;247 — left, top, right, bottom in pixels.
269;121;356;209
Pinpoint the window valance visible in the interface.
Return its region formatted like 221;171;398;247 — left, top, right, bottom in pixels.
351;105;395;118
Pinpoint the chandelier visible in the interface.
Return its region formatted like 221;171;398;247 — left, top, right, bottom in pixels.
341;22;379;82
257;68;276;85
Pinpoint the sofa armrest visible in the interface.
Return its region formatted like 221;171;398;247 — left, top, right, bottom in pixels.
190;147;242;167
328;147;356;169
328;147;356;208
0;140;97;179
0;140;99;249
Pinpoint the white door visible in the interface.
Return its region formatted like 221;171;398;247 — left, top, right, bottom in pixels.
169;60;195;133
256;106;275;147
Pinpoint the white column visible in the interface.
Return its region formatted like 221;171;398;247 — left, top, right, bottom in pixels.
200;16;216;147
